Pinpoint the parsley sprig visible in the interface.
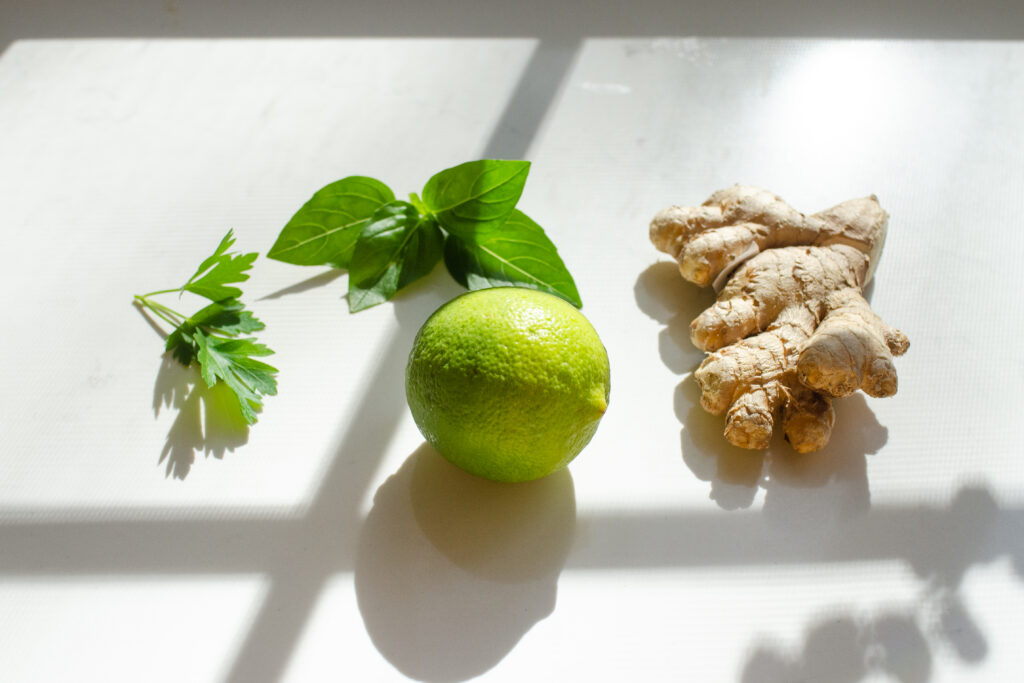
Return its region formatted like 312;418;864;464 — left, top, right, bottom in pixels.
134;230;278;425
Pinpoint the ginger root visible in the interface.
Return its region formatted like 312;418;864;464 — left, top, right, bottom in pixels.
650;186;908;453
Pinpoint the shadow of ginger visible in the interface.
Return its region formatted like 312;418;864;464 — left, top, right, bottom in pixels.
677;374;882;521
636;258;886;517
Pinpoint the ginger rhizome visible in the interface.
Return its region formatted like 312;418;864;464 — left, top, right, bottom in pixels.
650;186;908;453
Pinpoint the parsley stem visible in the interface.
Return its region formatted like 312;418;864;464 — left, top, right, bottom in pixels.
133;294;187;329
140;287;183;298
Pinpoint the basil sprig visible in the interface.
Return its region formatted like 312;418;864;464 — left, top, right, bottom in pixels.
268;160;581;312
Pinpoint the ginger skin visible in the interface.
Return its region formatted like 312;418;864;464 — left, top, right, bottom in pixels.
651;187;908;453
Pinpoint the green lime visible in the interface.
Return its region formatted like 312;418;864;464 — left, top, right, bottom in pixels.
405;287;610;483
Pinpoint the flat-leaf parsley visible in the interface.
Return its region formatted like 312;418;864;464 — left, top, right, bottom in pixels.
134;230;277;424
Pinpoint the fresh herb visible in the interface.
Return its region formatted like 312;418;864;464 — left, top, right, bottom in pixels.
265;176;395;269
134;230;278;424
268;159;581;312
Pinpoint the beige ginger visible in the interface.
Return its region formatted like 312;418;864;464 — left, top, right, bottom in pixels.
650;186;909;453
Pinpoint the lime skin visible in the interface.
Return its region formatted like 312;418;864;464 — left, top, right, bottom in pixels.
405;288;610;483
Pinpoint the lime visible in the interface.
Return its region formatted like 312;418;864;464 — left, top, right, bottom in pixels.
405;287;610;483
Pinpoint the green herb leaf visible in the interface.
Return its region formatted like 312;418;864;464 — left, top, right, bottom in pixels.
165;299;266;365
266;159;585;316
443;209;582;307
194;330;278;425
181;229;258;301
267;176;395;268
136;230;277;426
166;327;199;366
187;231;236;286
347;201;443;312
421;159;530;238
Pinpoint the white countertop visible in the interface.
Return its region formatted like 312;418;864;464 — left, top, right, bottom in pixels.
1;36;1023;682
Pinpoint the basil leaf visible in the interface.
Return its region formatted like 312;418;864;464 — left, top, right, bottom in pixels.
421;159;530;238
268;176;395;268
348;202;443;312
443;209;582;308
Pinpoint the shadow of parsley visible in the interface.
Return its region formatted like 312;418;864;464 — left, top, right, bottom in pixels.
152;354;250;479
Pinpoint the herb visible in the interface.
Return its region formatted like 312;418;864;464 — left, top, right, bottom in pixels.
266;176;394;269
268;159;581;312
134;230;278;424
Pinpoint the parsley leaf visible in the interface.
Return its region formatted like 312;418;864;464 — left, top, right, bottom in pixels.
165;299;266;365
194;331;278;425
182;229;258;301
135;230;277;425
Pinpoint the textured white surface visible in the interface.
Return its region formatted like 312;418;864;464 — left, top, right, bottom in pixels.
1;38;1023;682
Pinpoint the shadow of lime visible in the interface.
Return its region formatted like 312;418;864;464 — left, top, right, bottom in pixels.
356;443;576;682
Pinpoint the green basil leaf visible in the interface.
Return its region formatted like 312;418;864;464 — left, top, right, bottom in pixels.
442;209;582;308
268;176;395;268
397;219;444;290
421;159;530;238
348;202;443;312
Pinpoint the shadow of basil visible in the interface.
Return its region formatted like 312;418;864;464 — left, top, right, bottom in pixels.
742;611;932;683
258;267;345;300
355;443;576;682
739;485;1007;683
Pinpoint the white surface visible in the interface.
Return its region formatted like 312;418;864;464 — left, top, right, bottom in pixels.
1;37;1023;682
